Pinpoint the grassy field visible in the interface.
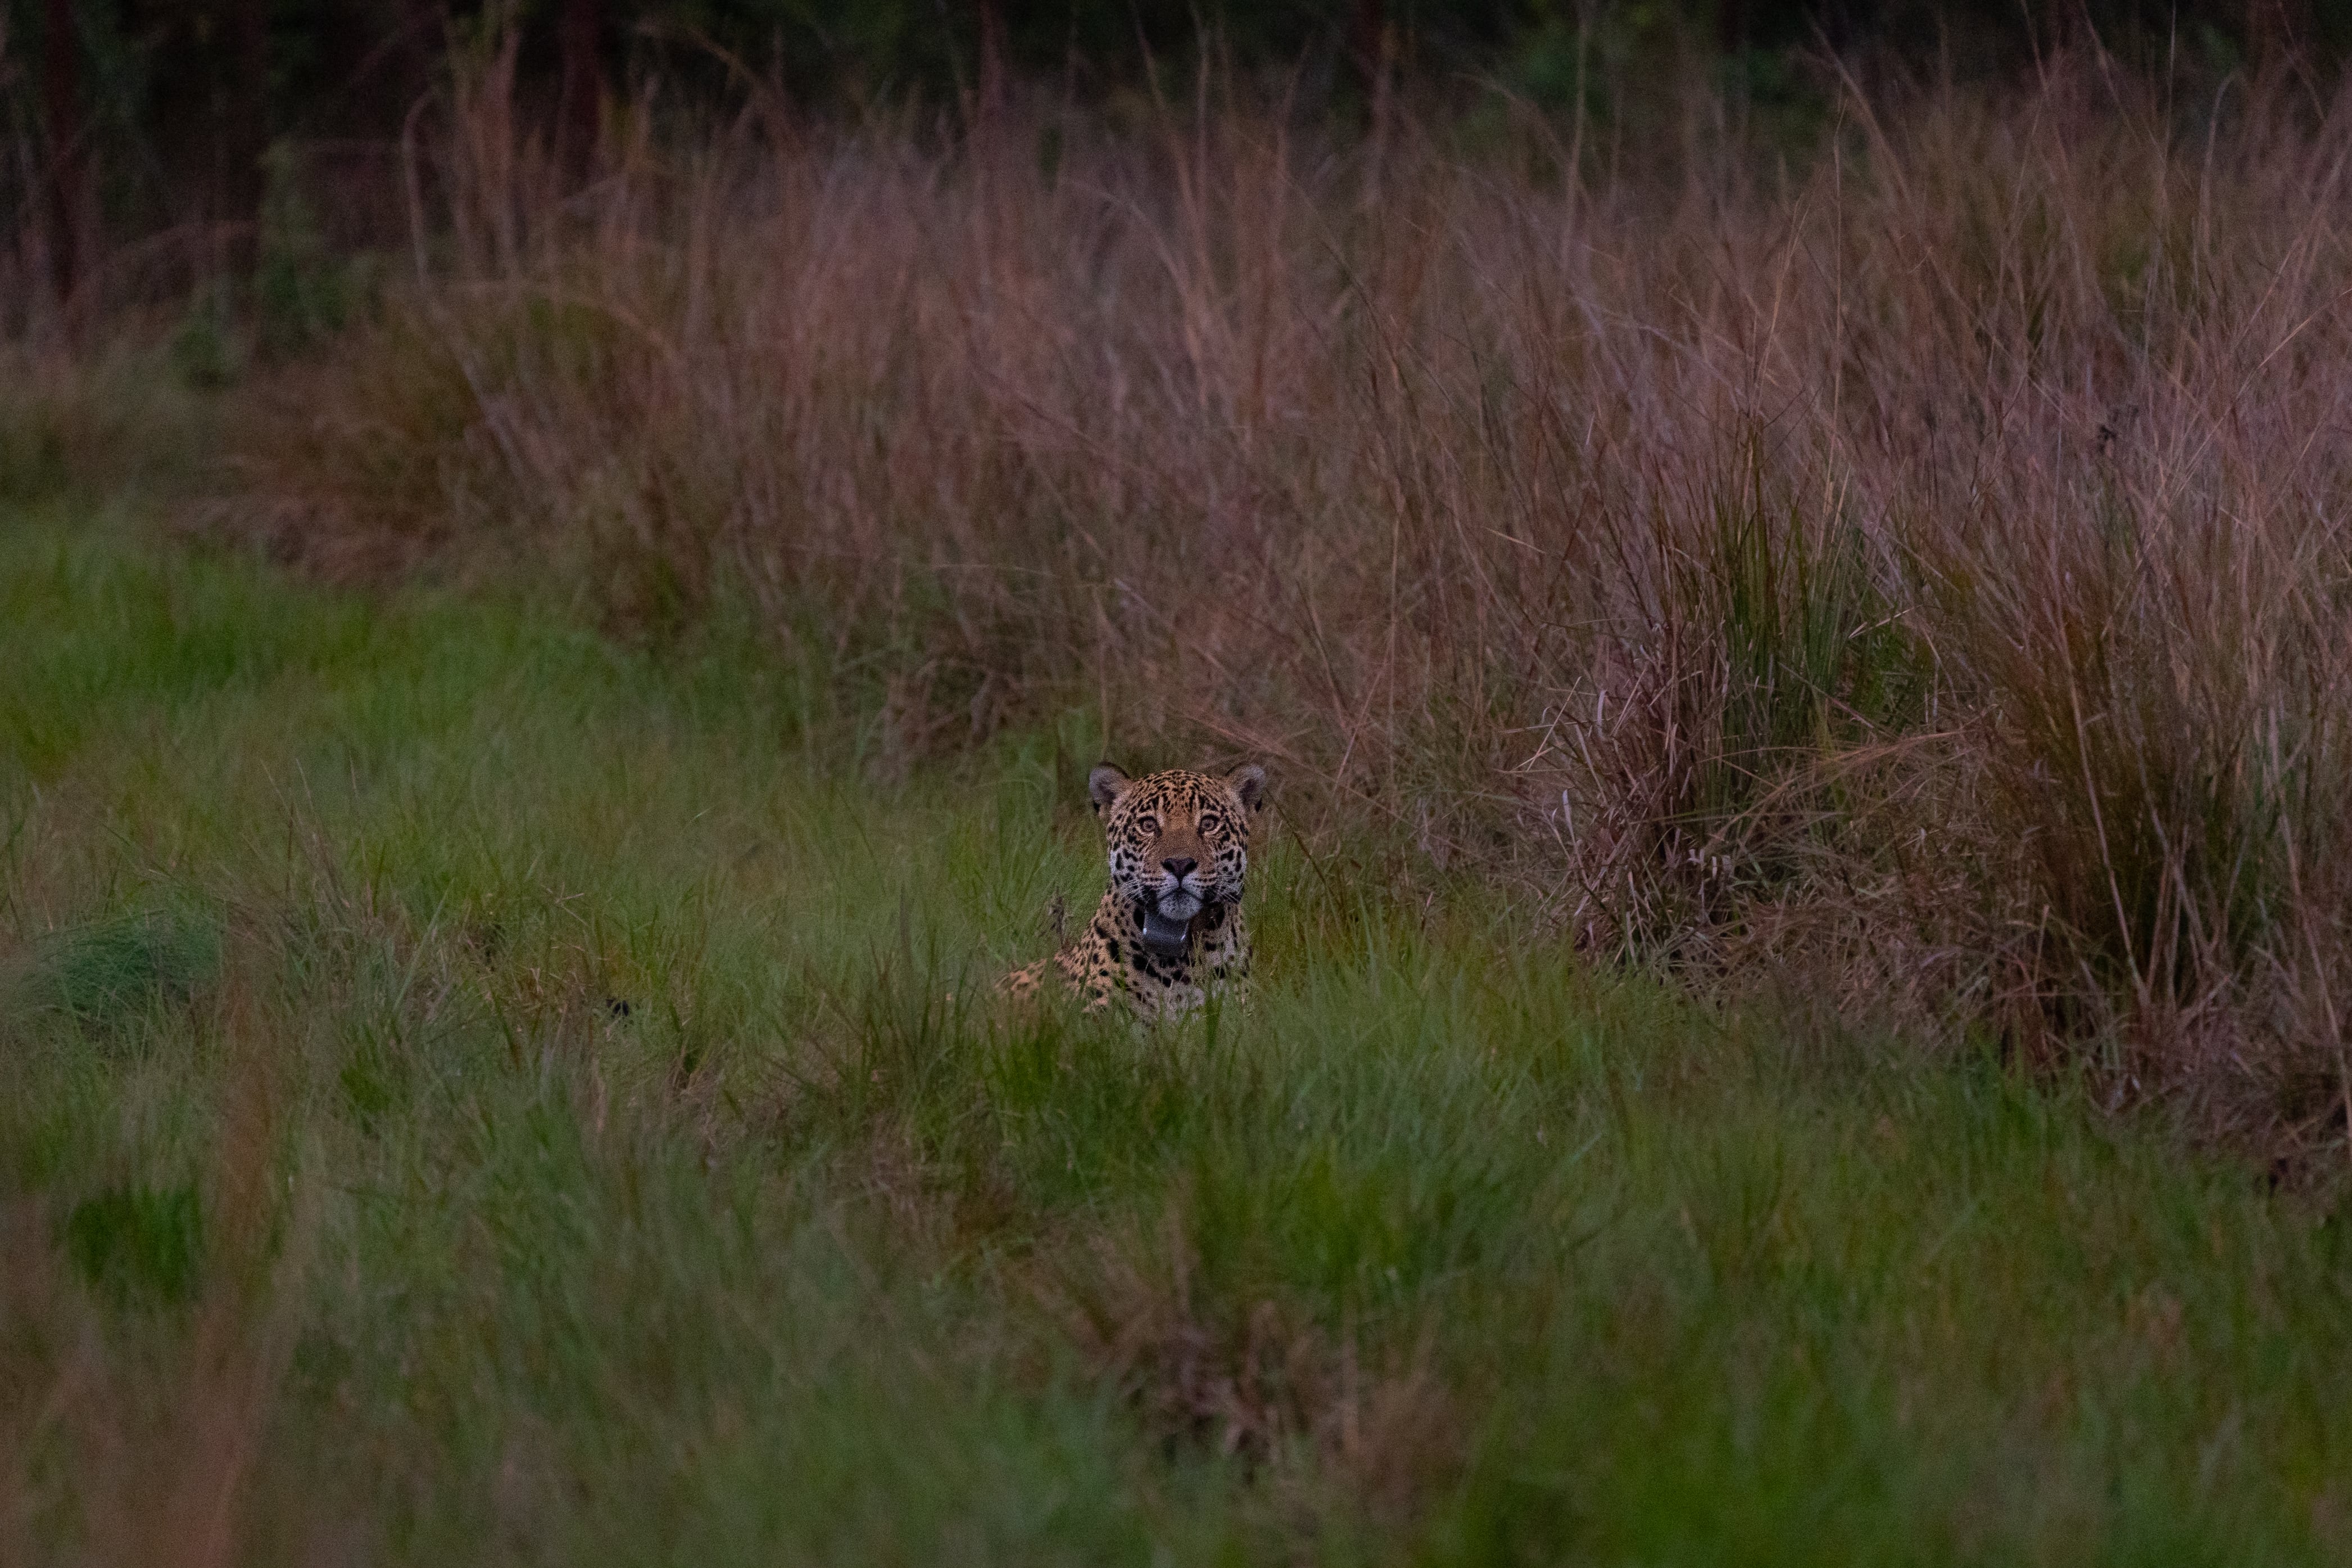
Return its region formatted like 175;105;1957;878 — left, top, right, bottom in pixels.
4;509;2351;1565
211;62;2352;1124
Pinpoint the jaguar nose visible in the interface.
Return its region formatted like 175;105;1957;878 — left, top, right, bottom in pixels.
1162;856;1198;880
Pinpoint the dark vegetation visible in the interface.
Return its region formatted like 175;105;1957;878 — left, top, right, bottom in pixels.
6;1;2346;329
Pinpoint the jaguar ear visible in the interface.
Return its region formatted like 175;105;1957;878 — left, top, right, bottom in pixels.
1226;763;1267;813
1087;763;1132;814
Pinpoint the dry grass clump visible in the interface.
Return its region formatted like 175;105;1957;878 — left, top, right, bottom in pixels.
0;951;310;1568
1041;1209;1458;1478
222;52;2352;1138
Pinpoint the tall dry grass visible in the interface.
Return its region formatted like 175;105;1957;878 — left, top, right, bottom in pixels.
225;52;2352;1140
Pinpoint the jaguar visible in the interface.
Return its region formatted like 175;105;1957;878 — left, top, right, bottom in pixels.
1001;762;1268;1020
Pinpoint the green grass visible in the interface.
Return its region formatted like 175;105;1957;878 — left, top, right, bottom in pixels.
5;511;2352;1566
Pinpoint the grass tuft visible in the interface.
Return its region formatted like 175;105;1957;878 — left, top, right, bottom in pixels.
7;905;221;1039
62;1182;206;1307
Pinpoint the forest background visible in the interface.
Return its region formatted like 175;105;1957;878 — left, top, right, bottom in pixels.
7;0;2347;324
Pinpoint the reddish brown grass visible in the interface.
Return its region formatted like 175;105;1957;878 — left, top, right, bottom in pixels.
221;53;2352;1135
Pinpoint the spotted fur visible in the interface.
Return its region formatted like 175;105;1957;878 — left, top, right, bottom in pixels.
1001;762;1268;1021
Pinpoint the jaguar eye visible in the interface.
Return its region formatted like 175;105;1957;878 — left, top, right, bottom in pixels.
1198;813;1223;834
1137;815;1161;836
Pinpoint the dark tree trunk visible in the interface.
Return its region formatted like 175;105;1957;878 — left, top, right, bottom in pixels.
397;0;445;112
976;0;1008;125
1352;0;1390;98
229;0;270;271
1716;0;1749;56
2247;0;2317;72
559;0;603;182
42;0;80;307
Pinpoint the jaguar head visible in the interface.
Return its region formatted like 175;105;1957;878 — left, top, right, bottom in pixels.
1087;763;1268;958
